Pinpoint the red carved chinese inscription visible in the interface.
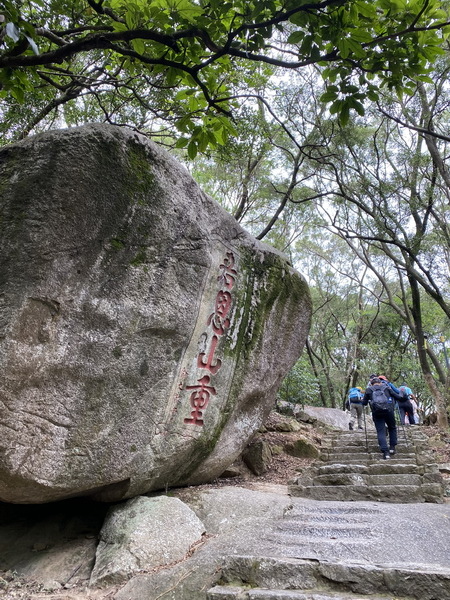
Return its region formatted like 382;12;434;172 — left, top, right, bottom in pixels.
184;251;237;426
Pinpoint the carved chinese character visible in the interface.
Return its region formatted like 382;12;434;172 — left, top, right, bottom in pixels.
219;251;237;289
184;375;217;425
207;290;232;335
197;333;222;374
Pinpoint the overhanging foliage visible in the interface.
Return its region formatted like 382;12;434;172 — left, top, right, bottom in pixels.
1;0;449;152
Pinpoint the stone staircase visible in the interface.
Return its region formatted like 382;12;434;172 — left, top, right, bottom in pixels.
205;426;449;600
288;427;445;503
207;554;450;599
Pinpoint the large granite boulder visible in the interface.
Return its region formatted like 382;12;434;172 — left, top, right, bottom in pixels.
0;124;311;503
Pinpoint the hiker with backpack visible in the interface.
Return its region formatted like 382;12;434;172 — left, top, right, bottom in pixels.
362;376;403;460
398;384;419;425
347;386;364;431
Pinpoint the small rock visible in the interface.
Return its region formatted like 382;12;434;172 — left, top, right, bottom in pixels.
284;437;320;459
242;440;273;475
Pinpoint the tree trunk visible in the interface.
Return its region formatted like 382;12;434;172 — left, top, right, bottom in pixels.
409;274;449;427
306;339;332;407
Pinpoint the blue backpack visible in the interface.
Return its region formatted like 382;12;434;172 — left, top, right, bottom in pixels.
399;385;412;397
348;387;362;401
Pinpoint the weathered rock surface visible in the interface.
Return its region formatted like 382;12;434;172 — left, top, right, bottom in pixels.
0;124;311;503
296;406;350;430
89;496;205;587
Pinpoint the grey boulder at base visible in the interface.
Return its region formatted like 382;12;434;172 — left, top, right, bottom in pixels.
0;124;311;503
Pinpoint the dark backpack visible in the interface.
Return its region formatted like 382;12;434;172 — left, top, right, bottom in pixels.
369;385;393;413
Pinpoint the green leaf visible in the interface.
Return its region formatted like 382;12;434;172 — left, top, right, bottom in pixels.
320;90;338;102
355;1;377;18
349;29;374;43
348;97;365;116
287;31;304;44
172;0;203;23
188;95;199;112
10;85;24;103
299;35;313;56
112;21;128;32
339;103;350;126
212;126;226;145
288;10;309;27
166;67;181;86
340;83;359;94
197;131;209;152
338;39;350;59
330;99;343;115
132;38;145;54
187;140;198;159
346;38;366;58
415;75;434;83
175;137;189;148
310;44;321;61
125;10;135;29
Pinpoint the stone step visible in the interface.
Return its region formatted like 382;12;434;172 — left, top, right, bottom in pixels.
289;483;432;502
209;555;450;600
328;446;392;453
247;591;410;599
316;462;422;475
208;585;412;599
282;502;382;521
273;520;372;538
271;507;378;543
313;472;422;486
324;453;417;463
330;433;414;442
332;429;422;437
333;428;425;438
326;444;416;453
331;435;423;447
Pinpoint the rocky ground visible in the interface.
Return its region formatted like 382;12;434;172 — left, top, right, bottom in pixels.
1;409;450;600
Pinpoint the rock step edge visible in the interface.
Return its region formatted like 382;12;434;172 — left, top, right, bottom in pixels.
209;555;450;600
208;585;415;599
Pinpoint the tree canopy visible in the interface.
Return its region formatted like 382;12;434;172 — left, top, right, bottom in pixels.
190;52;450;425
1;0;450;153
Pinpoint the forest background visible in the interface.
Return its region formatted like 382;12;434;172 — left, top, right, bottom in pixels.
1;0;450;426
